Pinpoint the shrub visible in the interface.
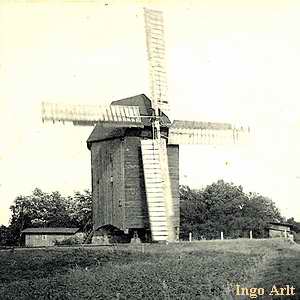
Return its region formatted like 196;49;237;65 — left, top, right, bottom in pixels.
54;237;81;246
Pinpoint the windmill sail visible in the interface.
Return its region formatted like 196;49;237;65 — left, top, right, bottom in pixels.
144;8;169;115
143;8;250;145
168;120;250;145
41;102;142;126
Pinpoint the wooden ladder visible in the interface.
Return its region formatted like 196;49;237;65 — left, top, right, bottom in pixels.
141;139;175;241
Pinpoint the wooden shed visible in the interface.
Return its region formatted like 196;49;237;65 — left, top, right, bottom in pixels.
22;227;81;247
87;94;179;242
268;222;292;238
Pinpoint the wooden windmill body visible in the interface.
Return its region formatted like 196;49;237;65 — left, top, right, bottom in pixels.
41;8;250;242
86;94;180;242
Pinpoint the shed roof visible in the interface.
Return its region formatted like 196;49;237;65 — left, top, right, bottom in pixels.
268;222;293;228
21;227;80;234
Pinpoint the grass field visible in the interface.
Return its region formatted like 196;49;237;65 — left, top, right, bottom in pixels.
0;239;299;299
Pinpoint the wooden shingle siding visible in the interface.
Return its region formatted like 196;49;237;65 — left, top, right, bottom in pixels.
167;145;180;229
90;127;179;237
91;137;179;234
124;136;149;229
25;234;76;247
91;139;125;230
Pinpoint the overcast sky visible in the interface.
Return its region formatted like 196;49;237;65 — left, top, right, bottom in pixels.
0;0;299;225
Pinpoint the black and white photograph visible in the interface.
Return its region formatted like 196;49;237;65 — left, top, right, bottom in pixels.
0;0;299;299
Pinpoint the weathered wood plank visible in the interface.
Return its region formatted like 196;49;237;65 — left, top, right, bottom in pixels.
141;139;173;241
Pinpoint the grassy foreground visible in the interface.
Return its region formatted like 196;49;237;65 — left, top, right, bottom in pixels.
0;239;299;299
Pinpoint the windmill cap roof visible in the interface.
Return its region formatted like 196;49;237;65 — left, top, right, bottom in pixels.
87;126;130;149
87;94;171;147
111;94;171;126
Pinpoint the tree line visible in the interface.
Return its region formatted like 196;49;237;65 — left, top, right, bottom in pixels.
0;180;299;245
180;180;299;240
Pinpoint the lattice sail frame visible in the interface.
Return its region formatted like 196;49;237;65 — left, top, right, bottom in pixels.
144;8;169;115
40;8;251;144
41;102;142;126
168;120;250;145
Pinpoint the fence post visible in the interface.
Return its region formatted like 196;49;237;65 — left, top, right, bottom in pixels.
250;230;253;239
284;230;287;238
221;231;224;240
189;232;192;242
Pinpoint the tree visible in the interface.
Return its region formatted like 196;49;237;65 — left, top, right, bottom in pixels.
180;180;283;240
9;188;72;245
242;193;282;237
68;190;93;231
180;185;207;239
0;225;14;246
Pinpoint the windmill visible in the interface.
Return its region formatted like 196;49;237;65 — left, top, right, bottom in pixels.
41;8;250;243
